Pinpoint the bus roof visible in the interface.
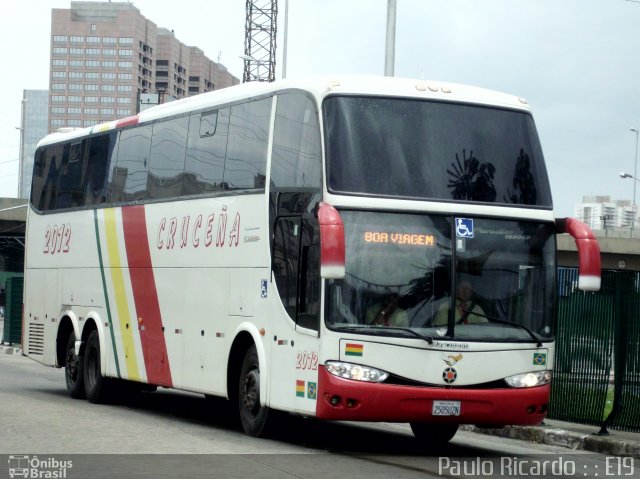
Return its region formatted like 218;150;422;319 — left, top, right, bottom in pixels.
36;75;532;148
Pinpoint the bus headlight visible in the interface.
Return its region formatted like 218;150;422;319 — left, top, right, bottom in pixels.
325;361;389;383
505;371;552;388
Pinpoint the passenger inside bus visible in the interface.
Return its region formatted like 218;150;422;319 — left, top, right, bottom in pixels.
432;280;487;326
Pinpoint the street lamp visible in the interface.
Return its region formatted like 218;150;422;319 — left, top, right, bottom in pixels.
600;214;614;237
16;97;27;199
627;128;640;236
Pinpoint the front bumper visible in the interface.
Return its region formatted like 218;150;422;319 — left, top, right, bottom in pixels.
316;366;549;426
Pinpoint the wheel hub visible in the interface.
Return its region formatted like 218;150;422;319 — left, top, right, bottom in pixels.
66;351;77;379
242;369;260;415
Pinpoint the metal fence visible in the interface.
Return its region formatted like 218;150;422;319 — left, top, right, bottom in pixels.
550;268;640;433
1;276;23;345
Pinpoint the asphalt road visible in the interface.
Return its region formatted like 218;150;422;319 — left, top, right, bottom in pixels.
0;352;634;479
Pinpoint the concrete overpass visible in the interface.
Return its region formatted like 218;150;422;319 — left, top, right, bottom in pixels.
0;198;27;273
558;233;640;271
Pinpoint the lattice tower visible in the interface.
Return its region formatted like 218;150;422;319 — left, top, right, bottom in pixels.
243;0;278;82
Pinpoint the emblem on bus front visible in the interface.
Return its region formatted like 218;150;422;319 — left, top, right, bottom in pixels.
441;353;463;384
443;367;457;384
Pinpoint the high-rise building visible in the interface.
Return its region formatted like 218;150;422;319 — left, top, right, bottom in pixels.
48;1;238;133
18;90;49;199
574;195;635;231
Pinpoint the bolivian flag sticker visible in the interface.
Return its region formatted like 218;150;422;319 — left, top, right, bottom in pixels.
345;343;364;357
296;380;305;397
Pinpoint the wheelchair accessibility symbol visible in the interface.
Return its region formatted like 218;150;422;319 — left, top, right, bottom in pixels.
455;218;474;238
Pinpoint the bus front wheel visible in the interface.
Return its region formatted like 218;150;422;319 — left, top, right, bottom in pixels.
64;333;85;399
238;345;272;437
410;422;459;445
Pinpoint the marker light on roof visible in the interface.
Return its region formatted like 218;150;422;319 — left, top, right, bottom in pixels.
116;115;139;128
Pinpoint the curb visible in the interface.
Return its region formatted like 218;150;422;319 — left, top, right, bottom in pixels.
462;425;640;458
0;344;23;356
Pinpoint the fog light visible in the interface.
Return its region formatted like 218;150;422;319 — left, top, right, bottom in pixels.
330;395;341;406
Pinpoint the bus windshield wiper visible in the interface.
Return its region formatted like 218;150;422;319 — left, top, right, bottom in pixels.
467;312;543;347
336;325;433;345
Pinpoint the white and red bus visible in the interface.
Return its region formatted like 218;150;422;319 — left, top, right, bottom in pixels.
23;76;600;442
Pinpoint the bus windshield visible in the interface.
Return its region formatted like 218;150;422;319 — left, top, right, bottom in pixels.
325;211;556;343
324;96;552;207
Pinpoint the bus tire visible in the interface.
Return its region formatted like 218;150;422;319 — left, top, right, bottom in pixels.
410;422;459;445
238;345;272;437
64;333;85;399
83;330;111;404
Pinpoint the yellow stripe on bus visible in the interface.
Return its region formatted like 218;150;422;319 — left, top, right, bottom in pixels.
104;208;141;381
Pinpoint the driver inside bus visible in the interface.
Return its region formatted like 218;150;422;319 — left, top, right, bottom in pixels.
432;280;488;326
367;293;409;328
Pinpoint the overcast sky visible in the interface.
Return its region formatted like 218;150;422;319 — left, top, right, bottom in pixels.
0;0;638;217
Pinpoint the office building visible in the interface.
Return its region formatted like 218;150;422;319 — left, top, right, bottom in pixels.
48;1;238;132
18;90;49;199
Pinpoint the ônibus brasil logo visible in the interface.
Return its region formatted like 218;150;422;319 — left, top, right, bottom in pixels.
8;455;73;479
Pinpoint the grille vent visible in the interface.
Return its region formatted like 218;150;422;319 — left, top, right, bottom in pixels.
28;323;45;356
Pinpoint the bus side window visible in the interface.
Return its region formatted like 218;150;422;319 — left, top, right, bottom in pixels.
273;217;301;320
30;148;47;211
184;108;228;195
55;140;85;209
224;98;271;190
272;216;320;332
269;93;322;332
109;124;152;203
85;132;117;206
271;92;321;189
148;115;188;200
38;144;65;211
297;217;320;331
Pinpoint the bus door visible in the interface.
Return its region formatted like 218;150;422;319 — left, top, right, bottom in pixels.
268;192;321;413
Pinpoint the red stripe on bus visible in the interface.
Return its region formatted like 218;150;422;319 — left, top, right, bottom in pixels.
121;205;173;387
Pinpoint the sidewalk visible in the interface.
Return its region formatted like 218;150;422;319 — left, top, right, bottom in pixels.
463;418;640;457
0;318;22;355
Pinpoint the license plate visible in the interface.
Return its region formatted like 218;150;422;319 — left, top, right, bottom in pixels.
432;400;461;416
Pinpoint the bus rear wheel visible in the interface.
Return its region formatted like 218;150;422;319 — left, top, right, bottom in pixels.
64;333;85;399
238;345;272;437
410;422;459;445
83;330;111;403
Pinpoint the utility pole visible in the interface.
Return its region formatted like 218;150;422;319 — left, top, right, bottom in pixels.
384;0;397;76
282;0;289;79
